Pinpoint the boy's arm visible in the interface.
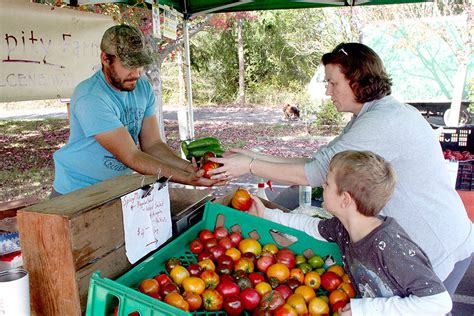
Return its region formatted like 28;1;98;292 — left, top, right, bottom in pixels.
350;291;452;316
262;208;328;242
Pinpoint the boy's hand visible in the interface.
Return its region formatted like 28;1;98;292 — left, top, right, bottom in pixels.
339;303;351;316
248;195;266;218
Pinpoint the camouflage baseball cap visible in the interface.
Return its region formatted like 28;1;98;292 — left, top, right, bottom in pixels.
101;24;153;69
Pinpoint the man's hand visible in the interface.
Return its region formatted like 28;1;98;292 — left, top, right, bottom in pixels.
248;195;266;218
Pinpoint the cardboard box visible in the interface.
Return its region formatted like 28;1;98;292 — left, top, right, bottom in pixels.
17;174;212;316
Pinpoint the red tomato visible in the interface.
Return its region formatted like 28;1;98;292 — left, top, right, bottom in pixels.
201;161;220;178
214;226;229;239
275;248;296;269
260;290;285;312
223;295;245;316
202;289;224;311
231;188;252;211
216;280;241;298
199;229;214;242
189;239;204;254
239;288;261;311
153;274;172;288
321;271;343;292
200;151;216;165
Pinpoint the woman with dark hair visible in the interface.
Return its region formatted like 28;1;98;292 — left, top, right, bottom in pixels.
210;42;474;297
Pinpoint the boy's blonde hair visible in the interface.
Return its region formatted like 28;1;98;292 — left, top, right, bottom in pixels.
329;150;396;216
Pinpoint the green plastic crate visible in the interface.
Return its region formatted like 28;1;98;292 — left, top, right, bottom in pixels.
86;202;342;316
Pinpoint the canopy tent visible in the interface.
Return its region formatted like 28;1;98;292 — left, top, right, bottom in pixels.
63;0;435;139
68;0;432;17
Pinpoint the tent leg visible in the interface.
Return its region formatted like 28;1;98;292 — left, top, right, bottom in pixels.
183;19;195;139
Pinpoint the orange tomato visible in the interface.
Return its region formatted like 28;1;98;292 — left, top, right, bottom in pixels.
304;271;321;290
294;285;316;303
290;268;305;283
255;282;272;296
164;292;189;312
170;266;190;285
198;258;216;271
342;273;351;283
329;289;349;309
266;263;290;282
231;188;252;211
183;291;202;311
225;247;241;261
138;278;159;295
182;277;205;295
286;293;308;315
274;303;298;316
338;282;356;299
262;243;279;255
327;265;345;277
308;297;330;315
238;238;262;256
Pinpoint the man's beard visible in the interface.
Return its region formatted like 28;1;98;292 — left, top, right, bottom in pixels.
105;66;138;92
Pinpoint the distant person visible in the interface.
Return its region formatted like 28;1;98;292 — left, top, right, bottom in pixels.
210;42;474;295
249;150;452;315
52;25;218;196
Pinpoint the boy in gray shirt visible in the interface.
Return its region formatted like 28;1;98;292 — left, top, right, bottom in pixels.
249;150;452;316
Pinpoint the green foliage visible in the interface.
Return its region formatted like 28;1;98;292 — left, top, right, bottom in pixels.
312;100;344;133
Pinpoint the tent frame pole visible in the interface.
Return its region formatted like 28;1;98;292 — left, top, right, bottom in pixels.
183;18;195;139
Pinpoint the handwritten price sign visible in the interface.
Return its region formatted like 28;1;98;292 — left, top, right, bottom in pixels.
121;182;172;264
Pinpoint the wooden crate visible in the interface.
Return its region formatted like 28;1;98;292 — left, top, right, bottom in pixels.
17;174;212;316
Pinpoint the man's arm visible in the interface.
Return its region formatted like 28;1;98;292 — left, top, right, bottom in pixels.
94;125;215;186
139;116;194;173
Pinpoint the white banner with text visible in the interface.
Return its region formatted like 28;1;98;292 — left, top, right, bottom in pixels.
0;0;115;102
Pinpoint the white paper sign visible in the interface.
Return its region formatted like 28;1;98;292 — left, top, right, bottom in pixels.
152;4;161;39
163;6;178;40
121;182;172;264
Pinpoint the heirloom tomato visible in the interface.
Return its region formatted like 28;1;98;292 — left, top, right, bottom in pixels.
170;266;190;285
260;290;285;312
239;288;261;311
223;295;245;316
200;270;220;289
308;297;330;315
183;291;202;311
214;226;229;239
321;271;342;292
164;292;189;312
153;273;172;288
138;278;159;295
304;271;321;290
202;289;224;311
255;282;272;297
294;285;316;303
274;303;298;316
182;277;205;295
338;281;357;298
329;289;349;309
202;161;220;178
327;264;345;277
266;263;290;282
231;188;252;211
189;239;204;254
286;293;308;315
239;238;262;256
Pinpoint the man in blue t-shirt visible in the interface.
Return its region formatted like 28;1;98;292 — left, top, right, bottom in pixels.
53;25;218;195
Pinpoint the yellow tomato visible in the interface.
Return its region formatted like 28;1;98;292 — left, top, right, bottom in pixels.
239;238;262;256
266;263;290;282
287;293;308;314
262;243;279;255
308;297;329;315
327;265;345;277
304;271;321;290
255;281;273;296
294;285;316;303
182;277;206;295
170;266;190;285
225;247;241;261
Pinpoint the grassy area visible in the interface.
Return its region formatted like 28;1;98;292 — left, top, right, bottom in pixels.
1;115;331;203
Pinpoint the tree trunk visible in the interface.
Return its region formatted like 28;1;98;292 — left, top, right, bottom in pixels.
146;63;166;141
237;17;245;106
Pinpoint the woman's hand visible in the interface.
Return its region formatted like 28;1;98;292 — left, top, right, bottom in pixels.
248;195;266;218
208;154;253;181
339;303;352;316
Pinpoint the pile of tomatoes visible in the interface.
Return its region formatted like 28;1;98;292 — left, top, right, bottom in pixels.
443;149;474;161
133;226;355;315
